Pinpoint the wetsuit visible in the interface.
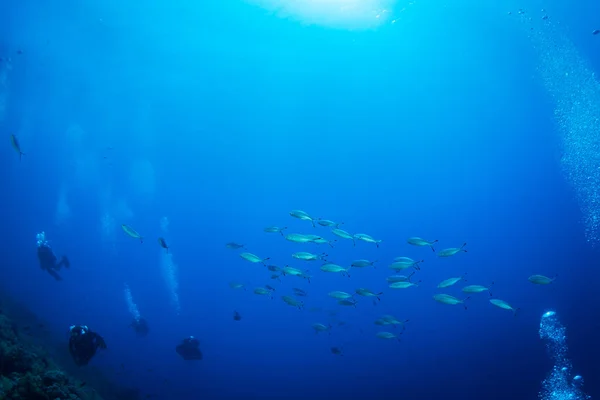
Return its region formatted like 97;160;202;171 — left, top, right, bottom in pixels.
68;325;107;366
176;337;203;360
37;244;69;281
130;318;149;337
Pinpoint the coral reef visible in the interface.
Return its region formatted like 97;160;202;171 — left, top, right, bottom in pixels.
0;289;141;400
0;311;102;400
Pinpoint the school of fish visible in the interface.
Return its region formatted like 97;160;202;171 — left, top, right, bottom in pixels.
9;138;558;353
223;209;557;349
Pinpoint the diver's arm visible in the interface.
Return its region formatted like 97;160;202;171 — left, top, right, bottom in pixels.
94;333;107;349
56;255;70;269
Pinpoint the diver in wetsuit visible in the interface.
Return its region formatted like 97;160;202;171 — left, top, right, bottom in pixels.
68;325;107;366
130;317;150;337
36;231;70;281
176;336;203;360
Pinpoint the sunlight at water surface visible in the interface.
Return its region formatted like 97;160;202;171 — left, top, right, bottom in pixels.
245;0;407;29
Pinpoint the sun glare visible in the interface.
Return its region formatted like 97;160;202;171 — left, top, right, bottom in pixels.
246;0;407;29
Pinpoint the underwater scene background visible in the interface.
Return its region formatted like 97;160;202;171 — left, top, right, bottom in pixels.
1;0;599;399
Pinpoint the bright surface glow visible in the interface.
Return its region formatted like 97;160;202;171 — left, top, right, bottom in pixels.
246;0;408;29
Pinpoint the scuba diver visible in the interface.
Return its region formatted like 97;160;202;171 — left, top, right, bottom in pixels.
36;231;70;281
175;336;203;360
68;325;107;366
130;317;150;337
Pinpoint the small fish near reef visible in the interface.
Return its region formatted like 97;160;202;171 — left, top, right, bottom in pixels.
330;346;344;356
9;134;25;161
158;237;169;252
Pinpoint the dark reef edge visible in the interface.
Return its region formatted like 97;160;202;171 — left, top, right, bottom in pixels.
0;290;141;400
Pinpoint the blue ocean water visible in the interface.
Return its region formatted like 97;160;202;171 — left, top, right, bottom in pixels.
1;0;599;399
